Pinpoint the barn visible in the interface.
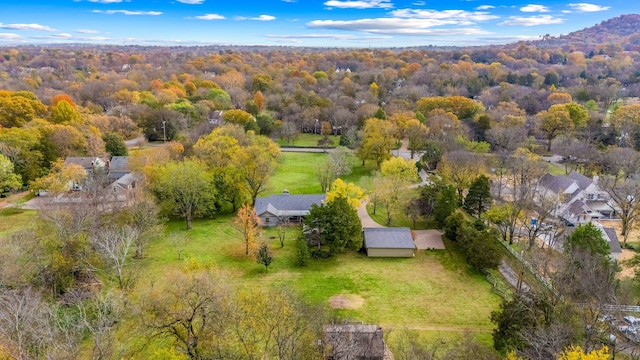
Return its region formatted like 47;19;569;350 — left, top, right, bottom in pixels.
363;227;415;257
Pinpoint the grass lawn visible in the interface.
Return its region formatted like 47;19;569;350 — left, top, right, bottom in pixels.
365;189;426;229
548;162;567;176
127;216;500;354
277;133;340;147
265;152;328;195
0;208;37;236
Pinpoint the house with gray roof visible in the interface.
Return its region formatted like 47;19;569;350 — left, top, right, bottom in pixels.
559;224;622;261
254;191;326;226
363;227;415;257
537;171;614;226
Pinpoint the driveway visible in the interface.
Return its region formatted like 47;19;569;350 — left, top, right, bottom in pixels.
357;200;445;249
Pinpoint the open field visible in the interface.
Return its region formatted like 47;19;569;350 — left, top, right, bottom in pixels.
277;133;340;147
131;218;500;339
0;208;37;236
266;152;328;195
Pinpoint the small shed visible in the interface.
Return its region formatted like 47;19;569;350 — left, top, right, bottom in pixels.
363;227;415;257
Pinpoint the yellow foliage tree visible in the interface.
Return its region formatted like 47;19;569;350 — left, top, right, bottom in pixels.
557;345;608;360
326;178;365;208
29;159;86;194
234;204;262;256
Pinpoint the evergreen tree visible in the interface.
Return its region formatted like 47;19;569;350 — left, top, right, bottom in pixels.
433;184;459;228
463;175;492;218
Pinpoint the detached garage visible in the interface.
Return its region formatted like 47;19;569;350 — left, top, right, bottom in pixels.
363;227;415;257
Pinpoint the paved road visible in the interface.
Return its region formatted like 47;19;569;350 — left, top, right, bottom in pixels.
357;200;383;228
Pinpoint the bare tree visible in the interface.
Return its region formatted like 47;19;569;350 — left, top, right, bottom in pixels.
599;175;640;245
0;287;80;360
92;225;138;289
75;291;124;360
276;215;290;248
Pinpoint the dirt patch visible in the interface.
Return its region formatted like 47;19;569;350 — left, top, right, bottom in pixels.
618;249;636;278
329;294;365;309
412;230;445;250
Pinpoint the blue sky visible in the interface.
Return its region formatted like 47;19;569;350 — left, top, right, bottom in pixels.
0;0;635;47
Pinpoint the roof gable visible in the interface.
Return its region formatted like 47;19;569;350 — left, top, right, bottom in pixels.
567;171;593;191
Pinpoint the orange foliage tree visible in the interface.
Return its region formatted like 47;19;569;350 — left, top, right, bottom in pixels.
234;204;262;256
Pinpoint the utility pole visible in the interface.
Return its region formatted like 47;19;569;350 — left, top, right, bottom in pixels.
162;120;166;142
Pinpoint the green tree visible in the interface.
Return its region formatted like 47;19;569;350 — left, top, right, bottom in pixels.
304;196;362;255
0;154;21;196
433;184;460;228
103;133;128;156
146;159;216;230
255;242;273;272
563;222;610;258
463;175;492;218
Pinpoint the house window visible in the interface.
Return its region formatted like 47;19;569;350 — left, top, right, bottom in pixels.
265;217;270;223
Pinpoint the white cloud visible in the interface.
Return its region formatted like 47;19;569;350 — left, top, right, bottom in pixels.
323;0;393;9
567;3;610;12
76;29;99;34
88;0;124;3
194;13;225;20
412;1;425;5
254;15;276;21
282;0;297;2
499;15;563;26
236;15;276;21
0;23;56;31
266;33;391;40
0;33;21;39
92;10;162;15
177;0;205;3
520;4;550;12
307;18;490;35
476;5;495;10
390;9;499;22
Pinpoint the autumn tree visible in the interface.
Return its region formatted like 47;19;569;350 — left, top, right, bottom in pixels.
374;157;417;225
325;178;365;208
417;95;483;120
234;137;280;206
29;159;86;194
0;91;47;128
357;117;396;168
146;159;215;230
222;109;254;126
537;104;573;151
438;150;485;199
234;204;262;256
405;118;428;159
50;100;83;125
137;264;231;360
